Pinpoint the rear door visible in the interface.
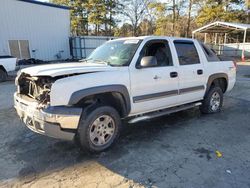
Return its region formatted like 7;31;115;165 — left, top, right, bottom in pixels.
173;40;206;104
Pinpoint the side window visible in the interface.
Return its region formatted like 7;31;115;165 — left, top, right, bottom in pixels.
174;41;200;65
138;41;173;67
199;41;220;62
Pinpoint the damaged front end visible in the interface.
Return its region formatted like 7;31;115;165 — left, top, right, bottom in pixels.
16;73;54;107
14;73;82;141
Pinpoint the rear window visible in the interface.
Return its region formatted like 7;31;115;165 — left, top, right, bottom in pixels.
199;42;220;62
174;40;200;65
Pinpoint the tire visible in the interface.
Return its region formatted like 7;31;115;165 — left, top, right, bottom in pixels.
77;105;121;153
200;86;223;114
0;69;7;82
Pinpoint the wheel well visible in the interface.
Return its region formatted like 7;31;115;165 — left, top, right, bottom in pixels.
210;78;227;93
74;92;128;118
0;65;7;73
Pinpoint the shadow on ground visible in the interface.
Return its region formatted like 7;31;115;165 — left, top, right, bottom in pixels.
1;65;250;187
1;95;250;188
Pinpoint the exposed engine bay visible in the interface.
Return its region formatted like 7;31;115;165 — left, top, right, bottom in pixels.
16;72;89;106
17;73;54;106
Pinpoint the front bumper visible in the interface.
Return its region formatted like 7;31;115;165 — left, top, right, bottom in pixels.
14;92;82;141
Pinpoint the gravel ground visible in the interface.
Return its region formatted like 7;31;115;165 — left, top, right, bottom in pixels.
0;65;250;188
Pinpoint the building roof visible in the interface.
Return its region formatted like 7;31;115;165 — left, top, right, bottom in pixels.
192;21;250;34
18;0;70;10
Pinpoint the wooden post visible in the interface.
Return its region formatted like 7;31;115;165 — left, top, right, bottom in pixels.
204;33;207;43
222;33;227;56
215;33;218;45
242;29;247;62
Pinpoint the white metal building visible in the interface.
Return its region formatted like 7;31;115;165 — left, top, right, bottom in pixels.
0;0;70;61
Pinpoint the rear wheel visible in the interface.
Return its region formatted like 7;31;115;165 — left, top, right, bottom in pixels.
200;86;223;114
0;69;7;82
77;105;121;153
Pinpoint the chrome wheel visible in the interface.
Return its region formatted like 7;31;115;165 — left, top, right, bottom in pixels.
89;115;116;146
210;91;221;111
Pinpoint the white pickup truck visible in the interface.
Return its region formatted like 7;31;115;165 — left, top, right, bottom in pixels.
14;36;236;152
0;56;17;82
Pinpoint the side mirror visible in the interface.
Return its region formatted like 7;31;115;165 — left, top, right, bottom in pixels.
140;56;157;68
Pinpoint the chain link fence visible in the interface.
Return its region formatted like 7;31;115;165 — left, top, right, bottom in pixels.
207;43;250;60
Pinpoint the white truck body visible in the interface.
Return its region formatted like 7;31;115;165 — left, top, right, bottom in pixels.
14;36;236;151
0;56;16;72
0;56;16;81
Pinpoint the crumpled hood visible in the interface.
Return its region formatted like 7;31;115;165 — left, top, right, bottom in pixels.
20;62;114;77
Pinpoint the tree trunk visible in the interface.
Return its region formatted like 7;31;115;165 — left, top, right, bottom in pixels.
109;11;112;36
86;13;89;35
248;3;250;24
186;0;192;37
133;25;136;36
172;0;176;36
104;20;108;36
95;24;98;35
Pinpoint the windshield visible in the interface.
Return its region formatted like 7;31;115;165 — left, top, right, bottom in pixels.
84;39;142;66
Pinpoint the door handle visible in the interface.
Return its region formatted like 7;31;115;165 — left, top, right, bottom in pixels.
153;75;161;80
170;72;178;78
197;69;203;75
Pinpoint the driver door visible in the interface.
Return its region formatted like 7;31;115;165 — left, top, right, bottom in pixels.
129;39;179;115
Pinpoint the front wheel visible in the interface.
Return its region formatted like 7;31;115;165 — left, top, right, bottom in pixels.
200;87;223;114
77;106;121;153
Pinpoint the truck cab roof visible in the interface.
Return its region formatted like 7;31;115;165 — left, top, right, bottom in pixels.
112;36;196;42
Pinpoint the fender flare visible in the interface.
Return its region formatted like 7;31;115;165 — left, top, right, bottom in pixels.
206;73;228;93
68;84;131;114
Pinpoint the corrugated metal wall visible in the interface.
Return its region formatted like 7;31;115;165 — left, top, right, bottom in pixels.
70;36;116;59
0;0;70;61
